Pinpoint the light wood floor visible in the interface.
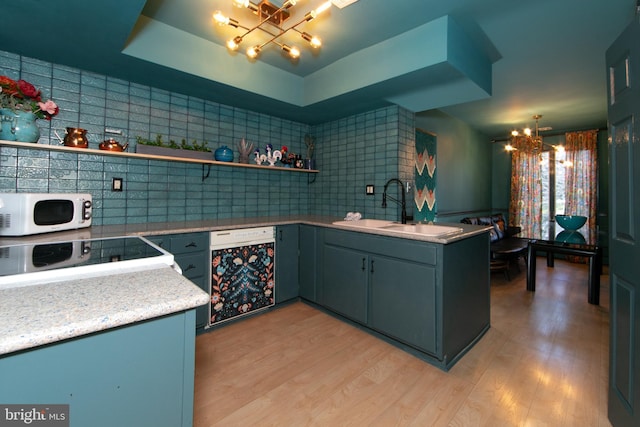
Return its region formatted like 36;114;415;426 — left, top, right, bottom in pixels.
194;258;611;427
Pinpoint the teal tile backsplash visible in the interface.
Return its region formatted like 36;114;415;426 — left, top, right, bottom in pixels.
0;49;414;226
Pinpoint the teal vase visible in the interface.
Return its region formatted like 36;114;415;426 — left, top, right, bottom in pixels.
0;109;40;143
0;109;17;141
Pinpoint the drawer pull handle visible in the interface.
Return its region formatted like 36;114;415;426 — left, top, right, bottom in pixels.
361;258;366;271
186;242;198;248
370;260;375;274
184;264;196;272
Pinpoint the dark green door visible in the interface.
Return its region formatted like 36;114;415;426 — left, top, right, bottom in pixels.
606;15;640;427
275;225;299;303
298;225;318;302
322;244;368;324
369;255;437;354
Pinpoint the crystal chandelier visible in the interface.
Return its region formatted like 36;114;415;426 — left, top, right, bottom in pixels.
213;0;333;61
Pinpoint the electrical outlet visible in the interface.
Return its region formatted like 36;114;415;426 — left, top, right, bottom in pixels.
112;177;123;191
405;181;413;193
366;184;375;195
105;128;123;135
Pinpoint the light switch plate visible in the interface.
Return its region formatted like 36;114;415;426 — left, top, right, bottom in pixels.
112;177;123;191
366;184;375;195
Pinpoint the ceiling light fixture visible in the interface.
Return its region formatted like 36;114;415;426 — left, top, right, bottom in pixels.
505;115;557;152
213;0;332;61
505;115;572;167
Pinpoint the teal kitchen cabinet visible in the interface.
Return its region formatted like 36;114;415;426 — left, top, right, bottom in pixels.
368;255;437;354
146;233;209;329
275;225;299;303
322;242;369;323
318;228;490;370
298;224;319;302
0;310;198;427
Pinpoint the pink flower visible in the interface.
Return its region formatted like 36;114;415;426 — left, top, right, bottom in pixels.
38;100;58;115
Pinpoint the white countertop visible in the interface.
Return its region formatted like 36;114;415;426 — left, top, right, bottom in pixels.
0;265;209;356
0;215;489;357
0;215;488;246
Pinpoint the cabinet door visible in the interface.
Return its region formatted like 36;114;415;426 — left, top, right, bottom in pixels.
145;233;210;330
298;225;317;302
322;244;368;324
369;255;437;354
275;225;299;303
175;253;206;279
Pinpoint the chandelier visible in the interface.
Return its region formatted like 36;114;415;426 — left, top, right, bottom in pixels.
213;0;333;61
505;114;572;167
505;114;559;152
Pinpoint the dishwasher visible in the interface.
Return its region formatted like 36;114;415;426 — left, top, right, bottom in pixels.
207;226;275;327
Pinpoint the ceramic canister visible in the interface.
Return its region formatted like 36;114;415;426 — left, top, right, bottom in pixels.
214;145;234;162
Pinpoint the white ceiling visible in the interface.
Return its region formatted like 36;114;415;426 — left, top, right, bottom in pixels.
0;0;634;138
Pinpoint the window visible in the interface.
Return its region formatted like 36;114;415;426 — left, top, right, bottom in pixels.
540;149;568;239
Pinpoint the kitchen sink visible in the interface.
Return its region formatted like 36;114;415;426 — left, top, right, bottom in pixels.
332;219;395;228
380;223;463;237
332;219;463;238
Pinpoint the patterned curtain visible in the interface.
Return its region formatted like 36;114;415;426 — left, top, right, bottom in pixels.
564;130;598;243
508;136;543;235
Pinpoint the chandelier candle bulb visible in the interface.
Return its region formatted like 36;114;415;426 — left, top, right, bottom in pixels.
227;36;243;50
282;45;301;58
213;11;228;25
247;46;261;58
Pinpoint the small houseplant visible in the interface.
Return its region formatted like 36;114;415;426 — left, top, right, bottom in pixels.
135;135;213;160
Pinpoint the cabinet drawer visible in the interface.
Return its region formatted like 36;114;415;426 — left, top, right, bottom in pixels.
175;253;206;278
170;234;208;254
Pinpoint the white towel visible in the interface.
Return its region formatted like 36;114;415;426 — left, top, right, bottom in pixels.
344;212;362;221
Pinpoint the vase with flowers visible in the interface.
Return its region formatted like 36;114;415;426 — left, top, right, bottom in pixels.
0;76;58;143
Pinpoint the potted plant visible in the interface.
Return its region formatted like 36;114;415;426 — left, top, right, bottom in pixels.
135;135;213;160
0;75;58;143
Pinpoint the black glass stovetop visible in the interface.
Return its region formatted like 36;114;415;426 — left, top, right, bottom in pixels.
0;236;166;278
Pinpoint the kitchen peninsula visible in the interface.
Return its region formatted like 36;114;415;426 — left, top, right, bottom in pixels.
94;215;492;370
0;260;209;427
0;215;490;426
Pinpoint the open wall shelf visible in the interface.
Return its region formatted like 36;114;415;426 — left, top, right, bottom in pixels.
0;140;319;174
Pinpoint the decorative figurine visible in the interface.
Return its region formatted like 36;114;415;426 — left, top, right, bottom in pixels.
265;144;282;166
254;148;266;165
237;138;255;164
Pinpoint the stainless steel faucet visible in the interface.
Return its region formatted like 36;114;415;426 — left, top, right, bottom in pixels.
382;178;408;224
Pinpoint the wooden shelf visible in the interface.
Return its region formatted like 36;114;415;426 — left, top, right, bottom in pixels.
0;140;319;173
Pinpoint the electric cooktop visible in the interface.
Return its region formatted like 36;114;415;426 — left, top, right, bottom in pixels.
0;236;177;288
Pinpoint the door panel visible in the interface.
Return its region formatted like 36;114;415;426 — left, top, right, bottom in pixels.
606;16;640;427
369;255;437;354
322;245;368;323
275;225;299;303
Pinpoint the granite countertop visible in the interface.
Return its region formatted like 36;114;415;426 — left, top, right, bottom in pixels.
0;215;489;357
0;215;488;246
0;265;209;356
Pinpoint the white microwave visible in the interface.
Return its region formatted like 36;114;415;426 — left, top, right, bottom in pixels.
0;193;92;236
